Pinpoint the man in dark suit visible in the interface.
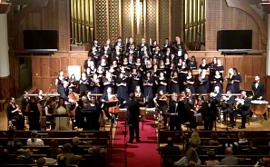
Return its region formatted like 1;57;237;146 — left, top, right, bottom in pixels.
21;92;30;113
137;38;149;52
252;75;265;100
126;93;140;143
114;37;125;52
157;137;181;155
101;39;113;58
201;95;218;130
236;91;251;129
221;91;236;127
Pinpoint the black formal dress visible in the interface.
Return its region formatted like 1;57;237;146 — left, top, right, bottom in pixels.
6;104;24;130
127;99;140;142
28;103;41;130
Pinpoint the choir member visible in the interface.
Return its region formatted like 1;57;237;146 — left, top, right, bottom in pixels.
172;36;185;54
99;57;109;69
79;72;90;95
134;85;144;98
183;53;190;66
90;73;101;94
225;68;234;93
189;56;197;69
6;97;24;130
177;58;183;69
126;43;137;57
164;47;172;58
184;70;195;94
178;61;189;91
170;71;180;94
26;97;42;130
129;67;140;93
216;59;224;74
211;71;223;93
150;40;158;53
236;91;251;129
101;39;113;59
209;57;217;70
97;65;105;79
93;39;101;52
152;46;162;58
83;56;92;70
162;38;171;53
116;73;129;105
232;68;242;93
170;53;177;63
138;38;149;53
197;70;208;94
55;71;65;98
126;37;136;52
86;68;92;78
157;72;167;93
199;58;209;70
143;71;154;107
221;91;236;127
114;37;125;52
164;57;170;67
89;46;100;65
103;72;115;90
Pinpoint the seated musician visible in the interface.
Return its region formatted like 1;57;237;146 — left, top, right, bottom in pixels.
100;86;117;124
221;90;236;127
6;97;25;130
45;99;56;130
210;86;222;122
235;91;251;129
153;89;168;126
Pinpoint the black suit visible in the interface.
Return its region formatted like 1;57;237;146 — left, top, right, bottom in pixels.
168;101;181;131
252;82;265;99
238;97;251;128
21;97;30;113
201;101;218;130
127;99;140;142
222;96;236;126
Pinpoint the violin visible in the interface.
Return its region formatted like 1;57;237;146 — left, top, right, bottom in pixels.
108;95;120;114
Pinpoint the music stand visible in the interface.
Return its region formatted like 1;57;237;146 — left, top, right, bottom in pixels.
240;90;254;98
135;97;145;106
220;102;234;131
104;101;118;108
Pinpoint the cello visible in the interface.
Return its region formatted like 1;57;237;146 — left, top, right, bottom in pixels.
68;91;80;116
108;95;120;114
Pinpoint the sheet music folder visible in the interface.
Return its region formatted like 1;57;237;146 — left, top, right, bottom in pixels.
220;102;233;109
157;99;167;106
135;97;144;103
104;101;118;108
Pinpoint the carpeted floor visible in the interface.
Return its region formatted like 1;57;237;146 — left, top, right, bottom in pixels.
110;120;160;167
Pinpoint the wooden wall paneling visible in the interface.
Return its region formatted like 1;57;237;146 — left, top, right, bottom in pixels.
232;56;244;90
60;57;69;74
28;12;42;29
243;56;254;90
0;77;10;100
40;57;50;77
69;57;78;65
57;0;70;51
78;57;86;69
41;0;56;30
31;56;41;77
158;0;169;44
49;57;60;76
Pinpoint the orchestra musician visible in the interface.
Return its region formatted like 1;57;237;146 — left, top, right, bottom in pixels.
6;97;25;130
235;91;251;129
100;87;117;124
45;99;56;130
55;71;66;97
252;75;265;100
153;90;168;127
221;91;236;127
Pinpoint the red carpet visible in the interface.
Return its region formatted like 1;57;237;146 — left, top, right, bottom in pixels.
110;120;161;167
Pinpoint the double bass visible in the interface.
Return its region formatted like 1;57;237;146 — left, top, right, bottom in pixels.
108;95;120;114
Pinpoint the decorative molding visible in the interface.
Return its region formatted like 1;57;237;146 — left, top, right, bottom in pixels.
226;0;267;45
0;3;11;14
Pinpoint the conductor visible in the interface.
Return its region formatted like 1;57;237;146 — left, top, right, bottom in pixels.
127;93;140;143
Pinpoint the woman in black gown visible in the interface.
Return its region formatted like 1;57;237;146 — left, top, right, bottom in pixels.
84;96;101;130
6;97;24;130
79;72;90;96
197;70;209;94
116;73;129;106
129;67;140;93
90;73;101;94
178;61;189;92
170;71;180;93
157;72;167;93
225;68;234;93
211;71;223;93
68;74;78;93
184;70;195;94
199;58;209;70
55;71;65;98
189;56;197;70
143;71;154;107
232;68;242;93
26;97;42;130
